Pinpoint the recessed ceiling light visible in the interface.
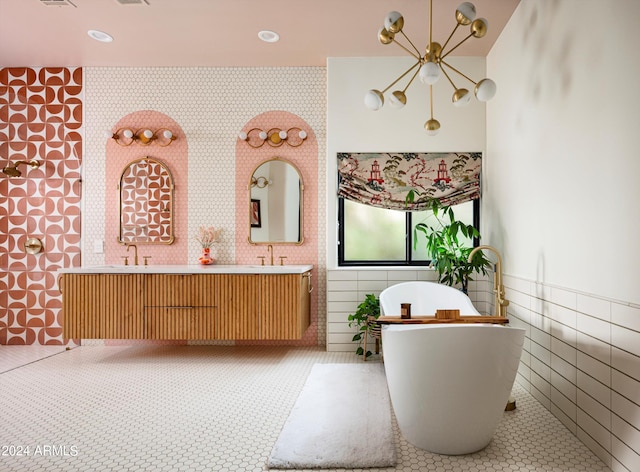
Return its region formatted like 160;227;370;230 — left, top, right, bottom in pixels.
258;30;279;43
88;29;114;43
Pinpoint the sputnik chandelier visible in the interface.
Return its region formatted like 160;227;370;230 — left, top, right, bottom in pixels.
365;0;497;135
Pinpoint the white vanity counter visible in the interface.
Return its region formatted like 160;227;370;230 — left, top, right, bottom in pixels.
58;264;313;275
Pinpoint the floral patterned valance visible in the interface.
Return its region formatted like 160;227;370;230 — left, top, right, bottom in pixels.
337;152;482;211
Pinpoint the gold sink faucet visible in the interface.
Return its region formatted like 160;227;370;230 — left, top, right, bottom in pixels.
468;245;510;318
126;243;139;266
267;244;274;266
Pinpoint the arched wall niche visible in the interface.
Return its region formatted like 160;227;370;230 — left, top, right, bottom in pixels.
105;110;188;264
235;110;319;346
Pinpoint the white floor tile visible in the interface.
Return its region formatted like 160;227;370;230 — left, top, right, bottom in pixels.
0;346;609;471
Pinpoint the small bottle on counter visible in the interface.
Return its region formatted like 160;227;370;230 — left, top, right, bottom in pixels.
400;303;411;319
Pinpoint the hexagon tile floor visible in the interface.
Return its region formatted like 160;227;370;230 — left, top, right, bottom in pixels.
0;345;609;472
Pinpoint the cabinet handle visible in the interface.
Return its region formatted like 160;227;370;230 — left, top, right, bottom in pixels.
304;272;313;293
58;275;64;294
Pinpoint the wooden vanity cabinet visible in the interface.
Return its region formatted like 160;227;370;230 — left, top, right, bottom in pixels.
61;270;311;341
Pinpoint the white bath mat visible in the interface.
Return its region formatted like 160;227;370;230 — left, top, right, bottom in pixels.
267;363;396;469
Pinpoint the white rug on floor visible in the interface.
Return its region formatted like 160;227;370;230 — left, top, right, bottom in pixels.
267;363;396;469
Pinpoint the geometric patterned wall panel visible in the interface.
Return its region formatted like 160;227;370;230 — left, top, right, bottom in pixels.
0;67;82;345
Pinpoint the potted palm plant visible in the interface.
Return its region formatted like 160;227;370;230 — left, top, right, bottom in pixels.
411;198;491;294
347;293;381;359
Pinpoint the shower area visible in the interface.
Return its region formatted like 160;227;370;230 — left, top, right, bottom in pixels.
0;67;83;345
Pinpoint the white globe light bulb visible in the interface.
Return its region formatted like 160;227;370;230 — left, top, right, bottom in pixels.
364;89;384;111
452;88;471;107
298;130;307;140
419;61;441;85
238;131;247;140
475;78;497;101
456;2;476;24
389;90;407;109
123;129;134;139
163;130;173;139
384;11;404;34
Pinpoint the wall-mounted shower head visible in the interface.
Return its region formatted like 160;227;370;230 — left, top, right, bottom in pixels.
2;160;41;178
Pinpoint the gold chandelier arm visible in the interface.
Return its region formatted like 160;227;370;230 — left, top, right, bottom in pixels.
391;35;422;61
429;85;434;119
439;65;458;91
380;61;421;94
439;24;461;56
401;65;422;93
440;33;474;60
440;60;478;85
428;0;433;47
398;30;423;59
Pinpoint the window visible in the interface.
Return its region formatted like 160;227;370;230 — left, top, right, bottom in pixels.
338;198;479;266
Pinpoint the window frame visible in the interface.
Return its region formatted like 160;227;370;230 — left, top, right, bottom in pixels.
337;197;481;267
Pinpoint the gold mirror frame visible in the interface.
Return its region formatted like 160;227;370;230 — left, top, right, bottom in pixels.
118;156;175;245
248;157;304;245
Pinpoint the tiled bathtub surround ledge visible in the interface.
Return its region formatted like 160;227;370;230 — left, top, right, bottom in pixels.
326;268;492;353
502;274;640;472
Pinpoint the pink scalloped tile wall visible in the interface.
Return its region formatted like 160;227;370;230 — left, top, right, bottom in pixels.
235;111;319;346
0;67;82;345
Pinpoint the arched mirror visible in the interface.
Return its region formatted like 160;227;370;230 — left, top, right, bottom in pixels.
248;157;304;245
118;156;174;244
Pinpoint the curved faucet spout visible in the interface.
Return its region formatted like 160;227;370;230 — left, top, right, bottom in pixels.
126;243;139;266
468;245;509;317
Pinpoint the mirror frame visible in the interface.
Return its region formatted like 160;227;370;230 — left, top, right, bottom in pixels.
248;157;304;245
118;156;175;245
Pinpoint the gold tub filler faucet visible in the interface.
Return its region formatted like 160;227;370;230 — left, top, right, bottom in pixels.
467;245;515;411
468;245;509;318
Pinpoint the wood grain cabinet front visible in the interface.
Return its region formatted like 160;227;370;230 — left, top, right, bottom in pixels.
260;273;311;340
61;271;311;341
61;273;143;339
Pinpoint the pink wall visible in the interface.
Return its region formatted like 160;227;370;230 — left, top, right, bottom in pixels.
1;74;322;346
105;111;188;265
235;111;319;345
0;67;82;345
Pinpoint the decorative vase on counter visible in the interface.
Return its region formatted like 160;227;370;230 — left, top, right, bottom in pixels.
198;247;214;265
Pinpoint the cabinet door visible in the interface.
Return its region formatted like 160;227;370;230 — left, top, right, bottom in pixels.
62;274;100;339
260;273;310;340
217;274;260;339
62;274;143;339
145;307;215;340
104;274;144;339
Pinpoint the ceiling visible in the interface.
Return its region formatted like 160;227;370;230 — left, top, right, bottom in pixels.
0;0;520;68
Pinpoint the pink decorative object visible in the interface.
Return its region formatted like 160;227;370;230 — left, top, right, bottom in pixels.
199;247;214;265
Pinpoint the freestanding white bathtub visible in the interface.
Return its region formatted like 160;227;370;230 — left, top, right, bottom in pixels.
379;282;525;455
